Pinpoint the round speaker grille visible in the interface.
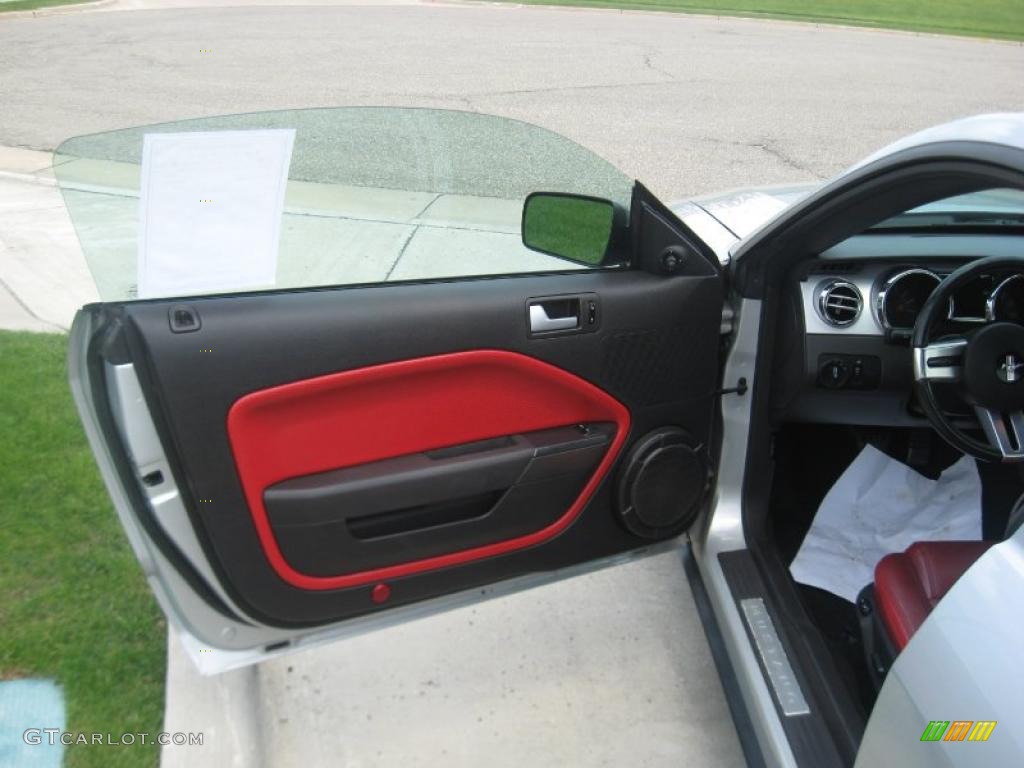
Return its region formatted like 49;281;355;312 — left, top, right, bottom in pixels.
616;427;711;539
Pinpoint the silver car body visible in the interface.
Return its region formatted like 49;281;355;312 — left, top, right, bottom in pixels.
686;113;1024;768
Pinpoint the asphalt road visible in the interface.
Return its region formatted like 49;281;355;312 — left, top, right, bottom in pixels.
1;1;1023;200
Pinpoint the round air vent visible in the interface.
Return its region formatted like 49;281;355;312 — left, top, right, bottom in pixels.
615;427;712;539
816;280;863;327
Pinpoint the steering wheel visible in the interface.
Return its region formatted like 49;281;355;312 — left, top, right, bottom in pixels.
913;256;1024;463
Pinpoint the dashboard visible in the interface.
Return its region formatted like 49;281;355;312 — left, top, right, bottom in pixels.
776;233;1024;427
801;263;1024;337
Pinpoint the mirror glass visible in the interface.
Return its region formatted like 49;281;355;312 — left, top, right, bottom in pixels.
522;193;615;266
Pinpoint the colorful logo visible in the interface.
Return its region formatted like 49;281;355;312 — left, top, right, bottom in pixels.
920;721;996;742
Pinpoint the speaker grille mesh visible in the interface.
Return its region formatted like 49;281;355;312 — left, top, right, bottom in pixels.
602;324;718;405
631;445;706;529
615;427;712;538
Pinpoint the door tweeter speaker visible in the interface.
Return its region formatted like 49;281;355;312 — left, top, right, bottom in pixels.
615;427;712;539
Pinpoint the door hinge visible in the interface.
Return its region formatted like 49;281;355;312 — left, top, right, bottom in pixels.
720;304;735;335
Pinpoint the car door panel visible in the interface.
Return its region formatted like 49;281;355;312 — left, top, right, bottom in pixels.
91;268;722;628
263;421;617;580
228;351;628;589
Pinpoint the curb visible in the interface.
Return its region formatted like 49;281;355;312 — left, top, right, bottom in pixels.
0;169;58;186
0;145;57;183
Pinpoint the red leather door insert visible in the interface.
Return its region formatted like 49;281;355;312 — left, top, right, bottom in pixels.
227;350;630;590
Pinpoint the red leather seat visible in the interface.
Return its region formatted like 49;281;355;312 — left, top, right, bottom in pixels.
874;540;995;650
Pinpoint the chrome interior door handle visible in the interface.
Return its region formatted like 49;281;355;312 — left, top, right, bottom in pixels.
529;302;578;333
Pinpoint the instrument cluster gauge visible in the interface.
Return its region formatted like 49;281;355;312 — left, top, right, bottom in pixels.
987;274;1024;323
877;268;942;332
948;274;995;322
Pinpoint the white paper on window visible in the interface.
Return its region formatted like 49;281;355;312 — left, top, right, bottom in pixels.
789;445;982;602
137;129;295;298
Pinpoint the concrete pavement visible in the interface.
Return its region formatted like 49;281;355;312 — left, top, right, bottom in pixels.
0;148;99;330
162;548;743;768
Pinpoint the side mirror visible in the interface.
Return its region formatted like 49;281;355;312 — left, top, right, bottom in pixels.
521;192;615;266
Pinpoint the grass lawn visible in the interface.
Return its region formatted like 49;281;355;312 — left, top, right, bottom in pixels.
509;0;1024;41
0;0;93;13
0;331;166;768
3;0;1020;40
